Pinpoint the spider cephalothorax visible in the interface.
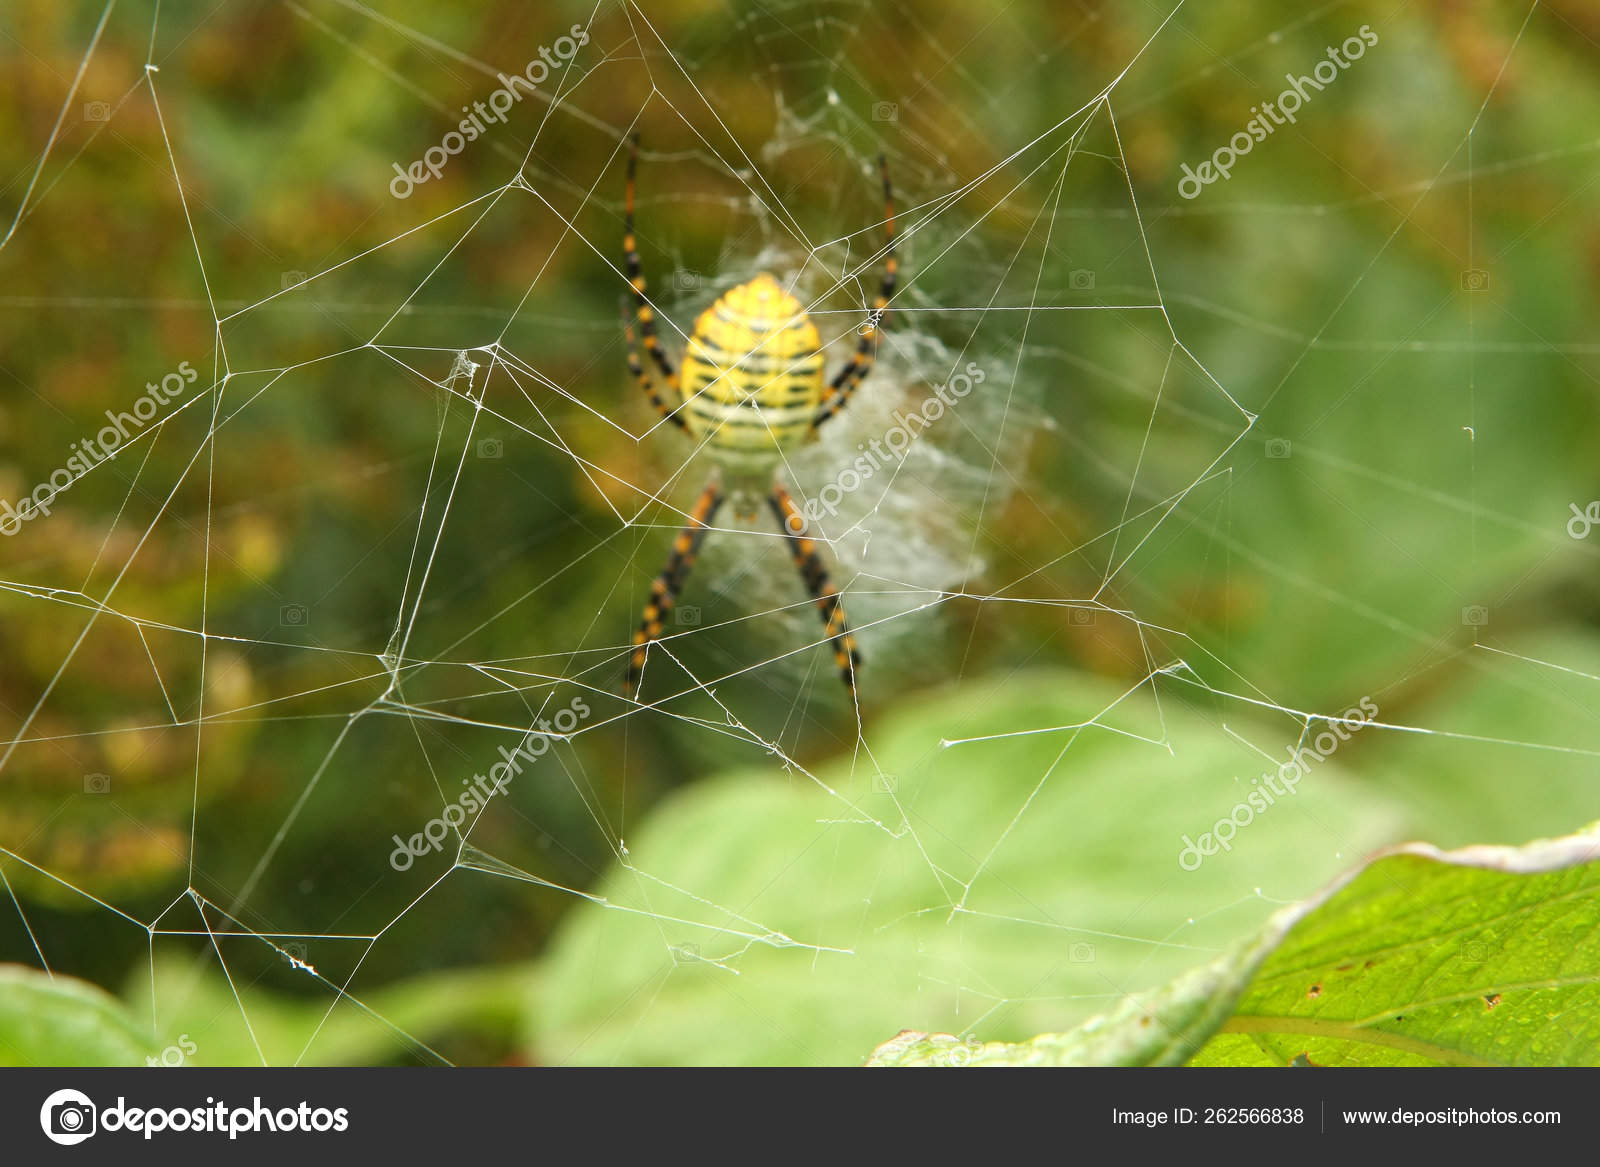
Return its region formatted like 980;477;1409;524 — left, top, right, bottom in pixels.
622;135;896;699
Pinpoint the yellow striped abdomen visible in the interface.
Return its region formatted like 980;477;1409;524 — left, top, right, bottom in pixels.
678;273;824;459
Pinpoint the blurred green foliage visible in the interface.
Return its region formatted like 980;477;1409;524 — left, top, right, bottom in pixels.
2;0;1600;1064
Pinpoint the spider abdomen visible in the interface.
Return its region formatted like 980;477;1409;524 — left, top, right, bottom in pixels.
678;273;824;457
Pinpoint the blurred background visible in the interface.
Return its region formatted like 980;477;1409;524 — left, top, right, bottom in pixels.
3;0;1600;1065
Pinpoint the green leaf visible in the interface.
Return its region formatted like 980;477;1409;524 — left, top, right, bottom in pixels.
534;671;1409;1066
1194;827;1600;1066
876;825;1600;1066
0;964;153;1066
867;909;1297;1067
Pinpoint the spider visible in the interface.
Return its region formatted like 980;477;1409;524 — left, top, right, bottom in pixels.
621;134;897;699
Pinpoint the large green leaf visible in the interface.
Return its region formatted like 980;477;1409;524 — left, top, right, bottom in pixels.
0;964;152;1066
534;671;1409;1065
1195;827;1600;1066
871;826;1600;1066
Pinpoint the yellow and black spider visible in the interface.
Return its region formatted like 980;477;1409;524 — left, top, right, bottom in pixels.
621;135;897;699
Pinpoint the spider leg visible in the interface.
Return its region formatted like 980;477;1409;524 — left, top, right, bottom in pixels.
624;311;686;432
625;133;687;431
768;483;861;695
625;478;724;697
813;153;897;431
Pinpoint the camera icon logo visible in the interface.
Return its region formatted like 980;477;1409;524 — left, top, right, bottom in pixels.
1460;939;1489;962
673;270;702;291
477;437;504;459
671;943;700;965
1070;941;1096;963
1070;608;1096;626
871;101;899;122
1069;269;1096;291
1461;605;1489;627
675;605;700;626
279;603;309;627
83;101;110;122
280;270;309;291
83;773;111;794
872;773;897;794
40;1088;97;1145
1265;438;1292;459
1460;269;1490;292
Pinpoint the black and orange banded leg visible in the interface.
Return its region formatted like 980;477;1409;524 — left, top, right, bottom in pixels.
625;479;725;697
814;153;897;429
768;484;861;694
624;311;685;431
624;133;687;431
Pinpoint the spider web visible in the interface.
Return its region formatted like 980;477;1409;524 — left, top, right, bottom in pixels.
3;0;1598;1065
